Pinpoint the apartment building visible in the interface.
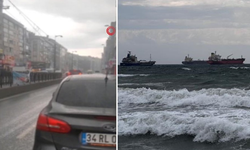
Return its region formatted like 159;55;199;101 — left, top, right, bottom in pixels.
0;0;4;57
32;36;51;65
2;14;25;66
22;30;35;64
59;45;67;72
102;21;116;73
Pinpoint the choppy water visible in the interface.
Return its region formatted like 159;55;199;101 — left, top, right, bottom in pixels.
118;65;250;150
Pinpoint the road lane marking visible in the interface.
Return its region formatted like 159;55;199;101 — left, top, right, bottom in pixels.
16;123;36;139
0;100;48;131
0;113;39;139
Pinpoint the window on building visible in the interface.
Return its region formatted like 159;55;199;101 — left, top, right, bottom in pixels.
3;19;8;23
9;31;13;35
3;28;8;33
9;40;13;44
3;23;8;28
9;22;14;27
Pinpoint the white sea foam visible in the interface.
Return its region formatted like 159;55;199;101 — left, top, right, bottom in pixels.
119;74;150;77
119;88;250;142
119;82;171;86
119;88;250;107
182;67;191;71
119;111;250;142
230;67;250;70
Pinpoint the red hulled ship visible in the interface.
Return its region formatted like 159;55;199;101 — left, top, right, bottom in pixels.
207;52;245;65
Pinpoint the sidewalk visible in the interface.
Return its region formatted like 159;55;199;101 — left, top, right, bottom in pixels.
0;82;35;89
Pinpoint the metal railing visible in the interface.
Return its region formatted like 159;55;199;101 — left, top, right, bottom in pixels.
0;69;13;88
0;70;62;88
29;72;62;83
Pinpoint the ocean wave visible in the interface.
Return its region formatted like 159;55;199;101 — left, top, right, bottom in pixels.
119;88;250;108
182;67;191;71
119;74;150;77
119;88;250;142
119;111;250;142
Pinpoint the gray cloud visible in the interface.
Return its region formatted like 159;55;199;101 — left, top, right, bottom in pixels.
118;0;250;64
118;4;250;30
13;0;115;24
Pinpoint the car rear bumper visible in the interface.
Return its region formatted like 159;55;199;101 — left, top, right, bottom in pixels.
33;130;57;150
33;131;116;150
33;143;57;150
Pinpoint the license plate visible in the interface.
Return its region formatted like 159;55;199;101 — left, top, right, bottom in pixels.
81;133;116;146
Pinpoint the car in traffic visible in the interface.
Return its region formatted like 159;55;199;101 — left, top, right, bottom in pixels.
65;69;83;76
33;74;116;150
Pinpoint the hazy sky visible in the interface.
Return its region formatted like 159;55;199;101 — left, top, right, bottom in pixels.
3;0;116;58
118;0;250;64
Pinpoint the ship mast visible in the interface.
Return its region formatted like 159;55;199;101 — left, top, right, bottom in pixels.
150;54;151;61
227;54;233;59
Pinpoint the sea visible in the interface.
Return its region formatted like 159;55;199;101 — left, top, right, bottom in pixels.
118;64;250;150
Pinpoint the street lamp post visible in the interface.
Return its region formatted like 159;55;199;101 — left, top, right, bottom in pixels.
54;35;62;72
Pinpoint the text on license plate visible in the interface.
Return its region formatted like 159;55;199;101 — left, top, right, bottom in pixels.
81;133;116;146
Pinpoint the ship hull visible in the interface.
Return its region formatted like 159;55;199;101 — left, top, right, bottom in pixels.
182;61;208;65
120;61;156;66
207;59;245;65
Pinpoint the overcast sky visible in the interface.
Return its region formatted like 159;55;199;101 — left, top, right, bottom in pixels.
3;0;116;58
118;0;250;64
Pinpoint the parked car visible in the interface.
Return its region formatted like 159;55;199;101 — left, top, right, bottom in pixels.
65;69;83;76
33;74;116;150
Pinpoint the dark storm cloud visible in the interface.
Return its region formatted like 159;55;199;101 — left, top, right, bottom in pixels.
119;5;232;20
118;4;250;30
118;0;250;64
12;0;115;24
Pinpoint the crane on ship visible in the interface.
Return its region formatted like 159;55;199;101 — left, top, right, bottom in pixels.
227;54;233;59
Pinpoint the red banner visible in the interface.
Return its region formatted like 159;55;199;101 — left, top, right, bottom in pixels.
3;55;15;66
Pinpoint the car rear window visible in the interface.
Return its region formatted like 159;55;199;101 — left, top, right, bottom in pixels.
56;78;116;108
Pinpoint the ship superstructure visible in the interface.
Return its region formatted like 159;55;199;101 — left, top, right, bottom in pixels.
120;51;156;66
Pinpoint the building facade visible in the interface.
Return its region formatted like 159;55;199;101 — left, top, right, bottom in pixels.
0;6;100;72
31;36;67;71
2;14;25;66
102;21;116;73
0;0;4;58
22;30;35;65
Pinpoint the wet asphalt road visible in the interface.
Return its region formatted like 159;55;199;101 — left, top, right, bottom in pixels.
0;84;58;150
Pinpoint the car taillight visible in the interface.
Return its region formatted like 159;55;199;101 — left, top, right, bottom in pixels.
67;72;71;76
36;113;71;133
95;116;116;121
79;73;82;75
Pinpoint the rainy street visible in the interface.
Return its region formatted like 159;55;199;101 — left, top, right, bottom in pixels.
0;85;58;150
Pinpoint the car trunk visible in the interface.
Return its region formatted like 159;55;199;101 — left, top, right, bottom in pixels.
48;103;116;150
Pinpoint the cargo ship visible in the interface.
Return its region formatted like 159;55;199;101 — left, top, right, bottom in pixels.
207;52;245;65
120;51;156;66
182;55;207;65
